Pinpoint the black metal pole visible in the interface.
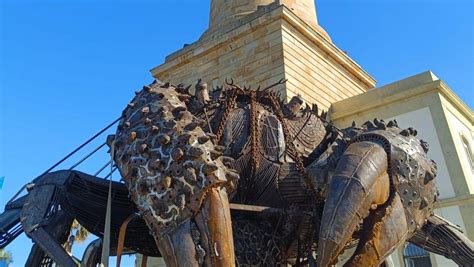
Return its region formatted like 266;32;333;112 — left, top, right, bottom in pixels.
6;117;121;205
38;117;121;177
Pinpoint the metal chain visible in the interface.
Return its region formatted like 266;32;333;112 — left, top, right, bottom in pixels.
250;90;260;171
210;86;322;201
267;93;321;261
215;90;238;143
267;94;320;200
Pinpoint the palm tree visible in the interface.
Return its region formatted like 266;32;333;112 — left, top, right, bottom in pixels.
72;220;89;243
0;249;13;266
64;220;90;253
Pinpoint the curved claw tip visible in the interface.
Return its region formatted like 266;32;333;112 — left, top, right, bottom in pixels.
225;78;234;85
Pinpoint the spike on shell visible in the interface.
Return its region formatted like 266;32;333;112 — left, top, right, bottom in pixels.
162;176;172;189
202;163;218;175
420;197;429;209
150;159;162;170
210;150;222;160
198;135;210;144
188;147;204;157
130;132;137;141
226;171;239;182
139;143;148;153
157;134;171;145
171;148;184;160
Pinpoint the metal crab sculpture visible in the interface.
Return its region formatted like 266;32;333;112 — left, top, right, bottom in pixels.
1;79;473;266
111;79;473;266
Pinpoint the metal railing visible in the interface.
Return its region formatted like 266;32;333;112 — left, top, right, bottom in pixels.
6;117;121;205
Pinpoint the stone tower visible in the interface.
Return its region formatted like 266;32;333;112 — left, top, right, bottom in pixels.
205;0;320;40
151;0;376;110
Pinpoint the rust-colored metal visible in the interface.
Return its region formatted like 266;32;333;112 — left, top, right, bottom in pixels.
249;90;260;170
214;89;237;143
202;187;235;266
267;92;320;200
116;213;139;267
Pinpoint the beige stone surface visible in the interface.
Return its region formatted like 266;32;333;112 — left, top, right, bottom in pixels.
281;0;318;27
281;21;369;109
151;4;375;111
206;0;320;40
154;18;286;96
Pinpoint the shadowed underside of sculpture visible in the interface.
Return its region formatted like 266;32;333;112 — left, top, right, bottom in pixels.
2;169;472;266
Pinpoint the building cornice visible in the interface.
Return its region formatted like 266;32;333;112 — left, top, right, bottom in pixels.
438;81;474;124
330;80;442;121
330;75;473;124
437;194;474;208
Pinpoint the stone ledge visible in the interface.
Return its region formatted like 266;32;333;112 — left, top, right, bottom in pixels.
437;193;474;208
330;71;473;122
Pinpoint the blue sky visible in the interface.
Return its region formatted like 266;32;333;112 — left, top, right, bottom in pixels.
0;0;472;265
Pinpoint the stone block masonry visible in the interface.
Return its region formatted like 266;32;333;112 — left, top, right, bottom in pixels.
151;1;375;112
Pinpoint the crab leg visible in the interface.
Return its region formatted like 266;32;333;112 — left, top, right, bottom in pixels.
194;187;235;266
409;215;474;266
317;141;390;266
149;186;234;267
343;194;408;266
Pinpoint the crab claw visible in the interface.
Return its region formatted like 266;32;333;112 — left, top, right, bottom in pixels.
317;141;390;266
152;186;235;267
114;82;236;267
194;187;235;266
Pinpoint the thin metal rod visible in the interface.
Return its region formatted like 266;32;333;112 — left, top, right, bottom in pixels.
203;107;214;135
104;167;118;179
101;143;115;266
94;161;112;177
38;117;121;177
6;185;27;206
7;117;121;205
69;142;107;170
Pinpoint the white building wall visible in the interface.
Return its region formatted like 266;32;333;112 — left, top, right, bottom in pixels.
389;250;402;267
444;107;474;193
